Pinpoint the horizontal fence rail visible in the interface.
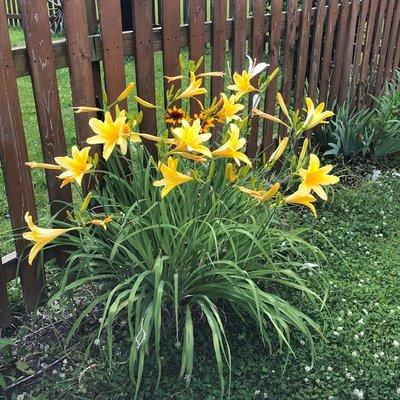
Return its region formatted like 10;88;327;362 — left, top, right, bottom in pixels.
1;0;400;325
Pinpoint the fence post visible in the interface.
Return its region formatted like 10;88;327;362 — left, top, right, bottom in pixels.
0;0;43;312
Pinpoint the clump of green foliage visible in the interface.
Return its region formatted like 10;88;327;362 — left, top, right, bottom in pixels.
322;71;400;161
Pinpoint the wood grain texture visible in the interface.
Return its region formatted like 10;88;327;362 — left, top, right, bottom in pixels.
232;0;247;73
0;0;42;312
247;0;266;158
352;0;370;94
188;0;206;112
339;0;360;104
358;0;379;105
279;0;298;137
161;0;181;99
131;0;157;157
294;0;312;110
263;0;283;157
391;9;400;78
308;0;326;103
211;0;227;101
374;0;396;96
86;0;103;110
329;0;350;105
98;0;127;107
63;0;97;148
19;0;72;220
384;0;400;80
368;0;387;99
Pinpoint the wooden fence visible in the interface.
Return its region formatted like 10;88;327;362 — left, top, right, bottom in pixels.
1;0;400;327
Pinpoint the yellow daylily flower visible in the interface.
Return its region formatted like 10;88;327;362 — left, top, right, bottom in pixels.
22;212;76;265
225;163;238;183
89;215;113;230
73;106;103;114
227;70;256;98
54;146;92;188
134;96;156;109
285;188;317;217
196;71;225;78
115;82;135;103
238;183;280;203
177;72;207;100
277;93;290;120
216;94;244;123
252;108;290;129
298;154;340;200
164;74;185;83
153;157;193;198
25;162;61;170
302;98;334;131
87;111;127;160
298;138;309;164
171;119;212;158
212;124;252;166
268;137;289;164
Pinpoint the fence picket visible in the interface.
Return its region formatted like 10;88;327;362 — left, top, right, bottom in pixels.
279;0;298;137
211;0;227;102
339;0;360;104
232;0;247;73
98;0;127;108
161;0;181;99
86;0;104;110
352;0;370;98
358;0;379;105
294;0;312;110
319;0;339;104
19;0;72;228
132;0;158;157
0;1;42;312
374;0;396;96
263;0;283;157
384;1;400;80
368;0;387;100
63;0;97;149
391;12;400;78
247;0;266;158
308;0;327;103
188;0;206;112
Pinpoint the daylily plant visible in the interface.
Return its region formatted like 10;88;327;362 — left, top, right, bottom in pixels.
22;55;339;266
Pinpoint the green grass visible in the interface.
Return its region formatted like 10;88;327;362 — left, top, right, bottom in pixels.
3;170;400;399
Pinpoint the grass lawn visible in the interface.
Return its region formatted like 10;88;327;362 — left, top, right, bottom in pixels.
3;169;400;399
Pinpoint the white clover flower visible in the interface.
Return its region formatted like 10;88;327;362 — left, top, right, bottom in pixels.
327;366;333;372
305;365;312;372
353;388;364;399
352;351;358;357
393;340;399;348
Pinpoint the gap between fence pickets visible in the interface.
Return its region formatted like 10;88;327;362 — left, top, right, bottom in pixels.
10;2;335;79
